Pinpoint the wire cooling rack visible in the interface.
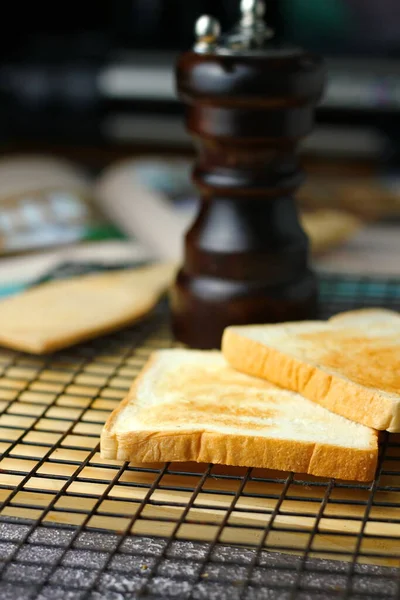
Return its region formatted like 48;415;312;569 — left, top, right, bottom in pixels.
0;273;399;600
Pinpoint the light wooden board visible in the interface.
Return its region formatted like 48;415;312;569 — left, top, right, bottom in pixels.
0;322;398;569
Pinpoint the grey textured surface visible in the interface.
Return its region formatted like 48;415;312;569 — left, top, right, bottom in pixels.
0;521;398;600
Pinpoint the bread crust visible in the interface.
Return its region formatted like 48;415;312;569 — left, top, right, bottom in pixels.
328;308;400;325
101;353;159;458
101;352;378;482
221;321;396;432
103;428;377;482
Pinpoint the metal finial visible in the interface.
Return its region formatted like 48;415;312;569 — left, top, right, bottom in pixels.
192;0;272;56
194;15;221;53
240;0;266;27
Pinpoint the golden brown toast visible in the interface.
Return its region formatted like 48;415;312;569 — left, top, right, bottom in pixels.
222;308;400;431
101;349;378;482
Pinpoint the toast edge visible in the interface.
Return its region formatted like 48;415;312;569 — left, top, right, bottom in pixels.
328;308;400;325
221;328;395;431
102;421;378;482
101;352;160;460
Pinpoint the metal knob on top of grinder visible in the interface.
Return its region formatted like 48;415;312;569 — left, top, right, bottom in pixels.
171;0;325;349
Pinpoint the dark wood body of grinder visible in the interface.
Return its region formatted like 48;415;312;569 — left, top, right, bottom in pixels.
171;46;325;349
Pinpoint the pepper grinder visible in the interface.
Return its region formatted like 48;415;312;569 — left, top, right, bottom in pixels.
171;0;324;349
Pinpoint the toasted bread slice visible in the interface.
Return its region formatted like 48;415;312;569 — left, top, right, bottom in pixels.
0;262;176;354
101;349;378;482
301;209;361;254
222;308;400;432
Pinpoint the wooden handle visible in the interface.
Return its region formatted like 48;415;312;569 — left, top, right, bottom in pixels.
172;50;324;348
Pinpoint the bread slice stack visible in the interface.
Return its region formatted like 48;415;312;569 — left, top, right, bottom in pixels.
101;307;400;481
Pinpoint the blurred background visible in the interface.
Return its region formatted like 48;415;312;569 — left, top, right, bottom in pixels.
1;0;400;160
0;0;399;284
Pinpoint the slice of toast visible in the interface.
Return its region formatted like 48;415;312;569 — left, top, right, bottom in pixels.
222;308;400;432
301;209;361;254
101;349;378;482
0;262;176;354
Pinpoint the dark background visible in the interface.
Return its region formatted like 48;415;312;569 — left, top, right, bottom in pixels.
0;0;399;168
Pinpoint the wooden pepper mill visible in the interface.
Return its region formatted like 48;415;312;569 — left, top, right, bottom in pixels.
171;0;324;349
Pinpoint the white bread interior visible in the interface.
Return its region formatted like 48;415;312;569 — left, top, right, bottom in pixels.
101;349;378;482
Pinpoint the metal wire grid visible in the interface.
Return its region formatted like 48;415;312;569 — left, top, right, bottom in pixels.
0;275;397;599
